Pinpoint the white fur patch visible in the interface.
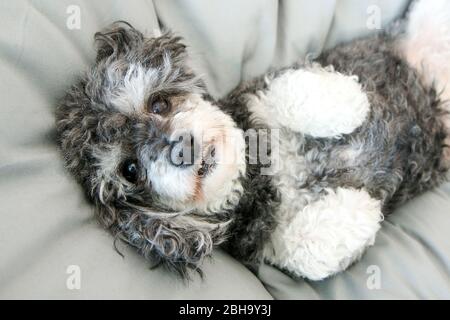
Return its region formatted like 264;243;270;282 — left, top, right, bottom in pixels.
248;65;370;138
399;0;450;101
108;63;160;113
147;152;197;204
263;188;383;281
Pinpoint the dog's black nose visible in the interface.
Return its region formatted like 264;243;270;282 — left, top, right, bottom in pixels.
169;133;196;167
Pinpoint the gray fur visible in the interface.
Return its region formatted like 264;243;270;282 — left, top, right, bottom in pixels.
56;22;449;279
317;35;449;211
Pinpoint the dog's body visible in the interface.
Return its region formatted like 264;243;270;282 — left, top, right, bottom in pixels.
224;34;448;280
56;0;450;280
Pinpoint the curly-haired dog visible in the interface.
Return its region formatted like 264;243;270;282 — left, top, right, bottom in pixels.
56;0;450;280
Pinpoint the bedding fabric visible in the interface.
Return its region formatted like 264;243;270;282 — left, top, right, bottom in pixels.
0;0;449;299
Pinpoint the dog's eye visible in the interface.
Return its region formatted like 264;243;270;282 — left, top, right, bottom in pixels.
148;97;170;115
121;159;138;183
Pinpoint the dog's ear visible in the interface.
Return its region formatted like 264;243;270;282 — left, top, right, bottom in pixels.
94;21;144;62
95;195;229;279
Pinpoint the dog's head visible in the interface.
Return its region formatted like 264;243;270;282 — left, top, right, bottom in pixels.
56;22;246;276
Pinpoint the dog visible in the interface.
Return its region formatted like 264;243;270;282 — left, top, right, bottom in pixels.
56;0;450;280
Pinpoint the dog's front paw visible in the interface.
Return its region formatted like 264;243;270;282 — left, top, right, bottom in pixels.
248;65;370;138
263;188;383;281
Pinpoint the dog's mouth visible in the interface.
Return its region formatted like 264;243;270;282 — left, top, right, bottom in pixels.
197;145;216;178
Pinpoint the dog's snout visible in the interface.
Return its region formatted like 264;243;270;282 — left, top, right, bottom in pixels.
169;133;196;167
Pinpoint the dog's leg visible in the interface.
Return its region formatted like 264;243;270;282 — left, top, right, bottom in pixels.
247;65;371;138
262;188;383;281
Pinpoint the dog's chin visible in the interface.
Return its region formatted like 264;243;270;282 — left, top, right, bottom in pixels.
191;128;246;213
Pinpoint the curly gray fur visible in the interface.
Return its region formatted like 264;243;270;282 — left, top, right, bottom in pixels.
56;22;229;278
56;21;449;279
